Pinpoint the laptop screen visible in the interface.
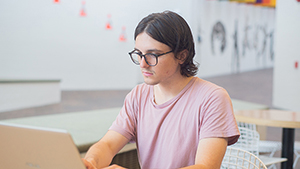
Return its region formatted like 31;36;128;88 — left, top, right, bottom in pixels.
0;122;86;169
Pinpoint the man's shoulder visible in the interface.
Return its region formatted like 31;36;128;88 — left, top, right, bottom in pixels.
192;77;223;91
187;77;230;102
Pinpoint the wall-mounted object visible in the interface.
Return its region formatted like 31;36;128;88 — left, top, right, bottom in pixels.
80;1;86;17
106;14;113;30
119;26;127;42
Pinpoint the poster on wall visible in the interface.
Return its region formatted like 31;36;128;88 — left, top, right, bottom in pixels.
196;1;275;78
197;1;234;77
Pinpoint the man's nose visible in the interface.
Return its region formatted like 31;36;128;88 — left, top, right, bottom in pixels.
139;57;149;68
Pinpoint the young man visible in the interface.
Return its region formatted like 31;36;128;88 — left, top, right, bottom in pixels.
83;11;240;169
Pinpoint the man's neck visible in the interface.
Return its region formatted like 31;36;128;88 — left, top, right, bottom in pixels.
153;76;193;105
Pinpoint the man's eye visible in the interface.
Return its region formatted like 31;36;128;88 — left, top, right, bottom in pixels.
133;51;142;55
147;53;157;56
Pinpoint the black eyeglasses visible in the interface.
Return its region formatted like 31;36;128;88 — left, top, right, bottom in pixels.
129;50;173;66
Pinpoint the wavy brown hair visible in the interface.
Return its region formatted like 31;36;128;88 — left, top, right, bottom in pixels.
134;10;198;77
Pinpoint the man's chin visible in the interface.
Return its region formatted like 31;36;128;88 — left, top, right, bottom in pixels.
143;78;158;86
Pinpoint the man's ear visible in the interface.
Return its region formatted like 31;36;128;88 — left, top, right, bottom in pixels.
178;49;188;64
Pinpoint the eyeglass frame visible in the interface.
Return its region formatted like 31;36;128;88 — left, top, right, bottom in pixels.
128;49;173;66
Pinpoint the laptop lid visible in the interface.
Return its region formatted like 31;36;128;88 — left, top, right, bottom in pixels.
0;122;86;169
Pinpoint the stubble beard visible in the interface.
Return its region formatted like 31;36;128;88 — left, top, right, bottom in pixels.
143;75;160;86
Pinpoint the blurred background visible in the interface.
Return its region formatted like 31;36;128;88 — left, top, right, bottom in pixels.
0;0;278;90
0;0;299;115
0;0;300;168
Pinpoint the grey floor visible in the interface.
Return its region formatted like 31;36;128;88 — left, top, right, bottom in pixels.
0;68;274;120
1;68;299;167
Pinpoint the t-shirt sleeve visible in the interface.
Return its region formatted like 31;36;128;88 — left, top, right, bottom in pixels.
109;88;137;141
199;88;240;146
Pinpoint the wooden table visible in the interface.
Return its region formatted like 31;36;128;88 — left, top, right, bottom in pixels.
231;99;269;111
234;109;300;169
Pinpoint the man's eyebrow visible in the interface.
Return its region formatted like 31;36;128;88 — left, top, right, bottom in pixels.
134;48;163;53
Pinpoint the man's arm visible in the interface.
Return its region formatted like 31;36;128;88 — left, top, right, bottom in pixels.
181;137;228;169
83;130;130;169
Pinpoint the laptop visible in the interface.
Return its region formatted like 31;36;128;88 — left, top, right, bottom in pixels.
0;122;86;169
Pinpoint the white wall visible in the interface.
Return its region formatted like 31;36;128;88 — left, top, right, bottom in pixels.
273;0;300;111
0;80;61;112
196;1;275;78
0;0;195;90
0;0;274;90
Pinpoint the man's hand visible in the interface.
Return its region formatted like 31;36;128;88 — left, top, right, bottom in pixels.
82;158;97;169
82;158;127;169
102;164;127;169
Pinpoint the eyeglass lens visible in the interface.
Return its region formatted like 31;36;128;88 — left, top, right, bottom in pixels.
131;53;157;66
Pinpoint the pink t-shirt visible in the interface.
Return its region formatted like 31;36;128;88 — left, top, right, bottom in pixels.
109;77;240;169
